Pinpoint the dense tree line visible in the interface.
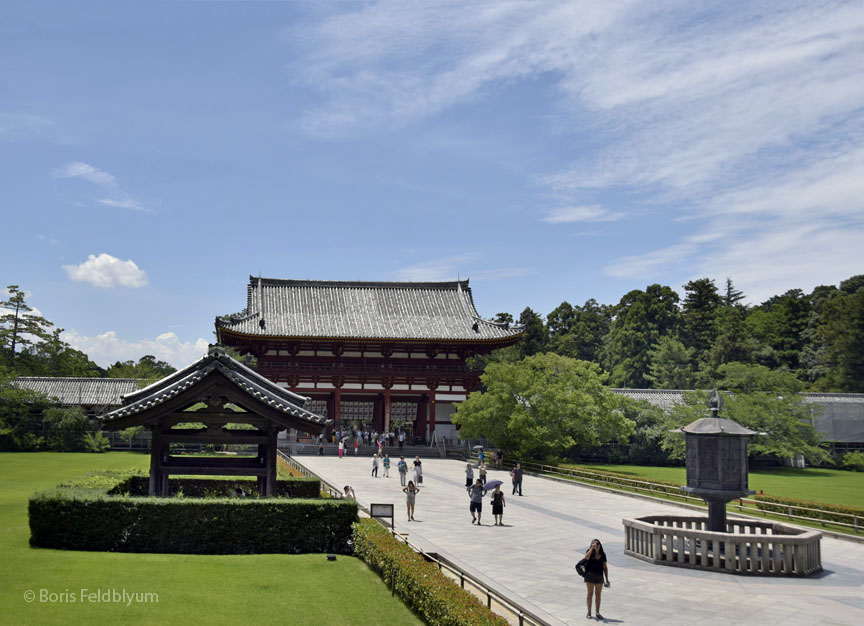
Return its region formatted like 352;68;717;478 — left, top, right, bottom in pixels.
494;274;864;393
1;285;176;451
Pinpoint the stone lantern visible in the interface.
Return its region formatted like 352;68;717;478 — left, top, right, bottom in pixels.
678;389;759;532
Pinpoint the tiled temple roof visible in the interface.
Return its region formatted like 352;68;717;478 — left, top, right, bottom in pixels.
100;346;328;426
613;388;864;411
215;277;524;342
12;377;141;407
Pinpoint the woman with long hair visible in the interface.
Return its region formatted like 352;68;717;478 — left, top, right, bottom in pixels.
403;480;420;521
584;538;610;620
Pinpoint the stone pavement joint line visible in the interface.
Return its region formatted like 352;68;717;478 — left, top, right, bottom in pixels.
298;456;864;626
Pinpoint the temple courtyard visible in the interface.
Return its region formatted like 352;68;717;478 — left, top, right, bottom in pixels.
299;455;864;626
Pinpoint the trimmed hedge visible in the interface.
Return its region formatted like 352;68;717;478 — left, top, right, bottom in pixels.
352;519;508;626
29;470;357;554
108;474;321;498
752;493;864;525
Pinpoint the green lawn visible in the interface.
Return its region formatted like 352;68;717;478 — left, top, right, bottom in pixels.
0;452;421;626
568;463;864;509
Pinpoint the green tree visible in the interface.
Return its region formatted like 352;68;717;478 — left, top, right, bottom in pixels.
517;307;546;358
810;280;864;392
547;299;612;363
602;284;680;388
723;277;746;308
663;364;829;464
452;353;635;461
0;285;54;367
681;278;722;355
106;355;176;383
699;306;757;385
0;381;53;450
119;425;145;450
492;312;514;325
42;406;89;451
645;336;696;389
746;289;810;372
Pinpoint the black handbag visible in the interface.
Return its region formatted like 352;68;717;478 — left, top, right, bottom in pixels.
575;558;587;577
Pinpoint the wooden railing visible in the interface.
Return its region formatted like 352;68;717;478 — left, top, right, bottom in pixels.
473;456;863;536
623;514;822;576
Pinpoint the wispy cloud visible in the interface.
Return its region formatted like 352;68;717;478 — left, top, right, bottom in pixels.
0;112;52;141
62;329;208;369
97;197;154;213
52;161;156;213
542;205;624;223
292;1;864;297
53;161;117;186
392;254;532;283
63;253;149;288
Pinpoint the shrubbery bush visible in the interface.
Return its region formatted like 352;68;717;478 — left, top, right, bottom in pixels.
752;493;864;526
840;451;864;472
352;519;508;626
29;470;356;554
109;473;321;498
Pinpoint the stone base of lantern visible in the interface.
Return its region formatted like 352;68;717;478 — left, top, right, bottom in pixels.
622;514;822;576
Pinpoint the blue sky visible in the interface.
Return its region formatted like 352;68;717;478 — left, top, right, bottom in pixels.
2;1;863;368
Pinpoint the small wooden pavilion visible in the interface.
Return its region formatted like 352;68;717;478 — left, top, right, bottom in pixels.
100;345;329;496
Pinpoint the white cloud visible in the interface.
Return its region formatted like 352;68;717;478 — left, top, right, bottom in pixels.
541;205;624;223
294;2;864;297
62;329;209;369
97;197;154;213
63;253;149;288
52;161;116;186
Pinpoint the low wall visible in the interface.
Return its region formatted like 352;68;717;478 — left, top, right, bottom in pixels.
622;514;822;576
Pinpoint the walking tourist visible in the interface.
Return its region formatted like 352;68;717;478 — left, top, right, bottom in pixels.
478;460;487;485
511;463;523;495
413;456;423;485
338;440;344;459
582;539;610;620
403;480;420;521
398;430;405;449
354;437;359;455
383;453;391;477
371;454;379;477
478;447;484;464
398;456;408;486
468;478;487;525
465;462;474;488
491;484;505;525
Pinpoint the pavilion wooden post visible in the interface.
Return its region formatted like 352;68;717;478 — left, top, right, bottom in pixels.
149;426;161;496
266;426;277;497
416;398;427;444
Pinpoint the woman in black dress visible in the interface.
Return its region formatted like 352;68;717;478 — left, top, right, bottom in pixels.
584;538;609;620
490;484;505;525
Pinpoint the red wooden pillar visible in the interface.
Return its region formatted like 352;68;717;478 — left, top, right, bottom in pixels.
372;395;384;432
384;389;392;433
333;389;342;428
428;391;436;442
416;397;427;444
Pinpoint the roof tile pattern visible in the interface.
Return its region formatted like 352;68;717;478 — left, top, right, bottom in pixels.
100;347;328;426
12;377;141;407
216;278;522;341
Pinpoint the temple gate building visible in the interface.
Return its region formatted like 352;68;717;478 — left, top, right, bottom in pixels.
215;277;524;442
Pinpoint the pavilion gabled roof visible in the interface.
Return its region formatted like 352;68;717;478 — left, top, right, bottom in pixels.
215;277;523;343
100;346;328;428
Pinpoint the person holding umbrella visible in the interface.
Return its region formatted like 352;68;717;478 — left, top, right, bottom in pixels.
467;478;487;525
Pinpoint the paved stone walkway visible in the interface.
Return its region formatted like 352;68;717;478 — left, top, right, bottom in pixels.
298;456;864;626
